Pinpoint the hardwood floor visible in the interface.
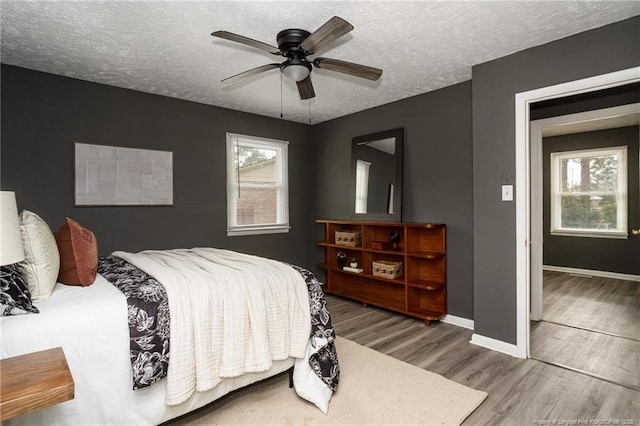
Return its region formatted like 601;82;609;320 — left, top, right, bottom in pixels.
541;270;639;340
530;271;640;391
326;294;640;425
531;321;640;390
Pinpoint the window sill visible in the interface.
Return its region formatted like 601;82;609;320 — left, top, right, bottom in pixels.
550;230;628;239
227;225;290;237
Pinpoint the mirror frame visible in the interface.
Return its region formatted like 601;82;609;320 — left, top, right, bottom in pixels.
349;127;403;222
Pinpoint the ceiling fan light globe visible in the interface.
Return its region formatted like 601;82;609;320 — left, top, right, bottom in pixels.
282;64;310;82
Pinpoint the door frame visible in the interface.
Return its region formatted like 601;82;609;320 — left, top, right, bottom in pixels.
529;103;640;321
514;67;640;358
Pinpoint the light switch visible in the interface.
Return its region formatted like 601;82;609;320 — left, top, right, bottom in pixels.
502;185;513;201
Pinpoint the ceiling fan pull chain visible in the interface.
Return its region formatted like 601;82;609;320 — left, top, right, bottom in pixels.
280;72;284;119
308;99;311;124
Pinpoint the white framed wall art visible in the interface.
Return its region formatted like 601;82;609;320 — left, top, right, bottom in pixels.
75;142;173;206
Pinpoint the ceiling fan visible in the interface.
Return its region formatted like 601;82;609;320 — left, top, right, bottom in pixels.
211;16;383;100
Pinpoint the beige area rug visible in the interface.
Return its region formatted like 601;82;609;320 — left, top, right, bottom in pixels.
169;337;488;426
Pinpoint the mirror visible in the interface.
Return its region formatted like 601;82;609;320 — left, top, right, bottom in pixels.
350;128;403;222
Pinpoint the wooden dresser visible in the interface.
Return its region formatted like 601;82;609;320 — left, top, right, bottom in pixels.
317;220;447;325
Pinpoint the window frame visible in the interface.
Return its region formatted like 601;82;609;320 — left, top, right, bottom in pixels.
354;159;371;214
549;145;628;239
226;133;290;237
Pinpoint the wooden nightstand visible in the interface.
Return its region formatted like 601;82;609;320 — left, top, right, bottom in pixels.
0;347;74;421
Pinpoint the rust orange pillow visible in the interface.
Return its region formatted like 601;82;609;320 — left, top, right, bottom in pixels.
55;218;98;286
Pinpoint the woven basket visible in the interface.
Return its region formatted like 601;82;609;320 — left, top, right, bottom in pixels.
335;230;362;247
372;260;403;279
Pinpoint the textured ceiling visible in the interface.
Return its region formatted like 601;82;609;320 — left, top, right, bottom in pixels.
2;1;639;124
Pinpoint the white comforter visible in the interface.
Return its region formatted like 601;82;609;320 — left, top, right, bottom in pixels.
113;248;312;406
0;275;298;426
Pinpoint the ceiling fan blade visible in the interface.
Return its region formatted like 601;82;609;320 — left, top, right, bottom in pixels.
300;16;354;54
211;31;281;56
221;63;281;84
296;76;315;100
313;57;382;81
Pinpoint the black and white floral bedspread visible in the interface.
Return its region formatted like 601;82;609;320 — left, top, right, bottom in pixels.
98;256;170;390
98;255;339;393
287;264;340;391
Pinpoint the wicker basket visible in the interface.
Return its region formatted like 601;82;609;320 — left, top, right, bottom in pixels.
335;230;362;247
372;260;403;279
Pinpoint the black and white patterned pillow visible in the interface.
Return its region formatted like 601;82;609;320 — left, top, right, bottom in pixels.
0;263;40;316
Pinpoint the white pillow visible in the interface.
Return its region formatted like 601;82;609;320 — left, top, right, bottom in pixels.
19;210;60;302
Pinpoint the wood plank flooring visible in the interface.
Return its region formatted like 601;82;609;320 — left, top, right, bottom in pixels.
541;270;639;340
326;294;640;425
530;271;640;393
531;321;640;390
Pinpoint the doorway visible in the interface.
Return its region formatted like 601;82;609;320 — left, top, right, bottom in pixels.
528;104;640;390
530;103;640;322
513;67;640;360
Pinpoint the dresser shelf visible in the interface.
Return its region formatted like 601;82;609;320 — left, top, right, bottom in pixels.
0;347;74;421
317;220;447;325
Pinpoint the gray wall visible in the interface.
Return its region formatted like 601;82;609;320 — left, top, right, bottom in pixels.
2;15;638;345
472;16;640;344
531;82;640;121
313;81;474;319
543;126;640;274
0;65;317;269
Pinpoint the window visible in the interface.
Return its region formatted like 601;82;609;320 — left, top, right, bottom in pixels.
355;159;370;214
550;146;627;238
226;133;289;236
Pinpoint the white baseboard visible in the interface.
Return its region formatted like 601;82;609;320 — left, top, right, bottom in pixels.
470;333;523;358
441;314;474;330
543;265;640;282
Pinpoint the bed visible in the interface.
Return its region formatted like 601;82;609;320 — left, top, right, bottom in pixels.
0;244;339;425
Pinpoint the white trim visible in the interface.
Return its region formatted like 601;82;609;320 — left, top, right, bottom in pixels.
515;66;640;359
532;103;640;137
543;265;640;282
515;81;532;360
470;333;522;358
441;314;474;330
550;146;628;236
226;133;290;237
227;226;291;237
530;118;544;321
549;230;628;239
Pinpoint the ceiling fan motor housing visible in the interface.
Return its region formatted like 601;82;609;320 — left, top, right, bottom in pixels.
276;29;311;55
277;29;312;78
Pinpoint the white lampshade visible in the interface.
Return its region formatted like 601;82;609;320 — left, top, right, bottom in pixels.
282;64;310;82
0;191;25;266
